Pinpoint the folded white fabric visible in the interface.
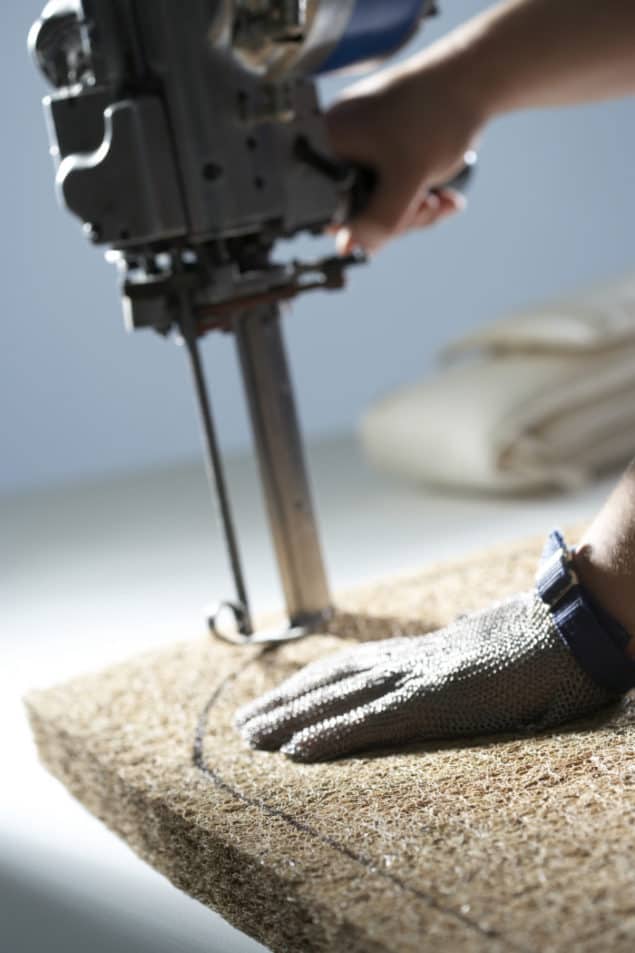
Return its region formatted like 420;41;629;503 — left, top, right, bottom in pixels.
360;274;635;492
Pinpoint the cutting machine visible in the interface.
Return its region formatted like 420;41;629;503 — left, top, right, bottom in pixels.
29;0;472;644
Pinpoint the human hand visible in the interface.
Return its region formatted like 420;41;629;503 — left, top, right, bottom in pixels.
235;590;613;762
326;52;484;254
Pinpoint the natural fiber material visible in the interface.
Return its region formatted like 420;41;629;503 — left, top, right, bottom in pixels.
26;531;635;953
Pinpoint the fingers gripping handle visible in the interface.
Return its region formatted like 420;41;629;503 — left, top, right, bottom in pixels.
444;149;478;194
348;149;478;220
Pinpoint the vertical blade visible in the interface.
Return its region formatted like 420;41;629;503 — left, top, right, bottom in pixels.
235;303;332;628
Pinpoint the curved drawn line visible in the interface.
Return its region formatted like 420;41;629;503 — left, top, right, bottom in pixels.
193;652;531;953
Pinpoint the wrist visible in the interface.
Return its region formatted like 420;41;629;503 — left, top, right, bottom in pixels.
405;32;497;136
406;3;537;125
573;545;635;654
452;33;508;123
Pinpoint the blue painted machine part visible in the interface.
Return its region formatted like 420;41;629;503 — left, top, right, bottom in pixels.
316;0;427;75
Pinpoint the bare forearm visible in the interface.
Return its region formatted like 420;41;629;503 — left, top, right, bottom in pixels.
412;0;635;120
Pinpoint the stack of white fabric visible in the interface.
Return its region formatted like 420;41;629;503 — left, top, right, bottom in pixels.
361;274;635;493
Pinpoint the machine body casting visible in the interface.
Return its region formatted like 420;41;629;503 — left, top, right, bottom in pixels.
30;0;456;643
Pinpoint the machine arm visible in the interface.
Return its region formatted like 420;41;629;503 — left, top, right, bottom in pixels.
30;0;467;644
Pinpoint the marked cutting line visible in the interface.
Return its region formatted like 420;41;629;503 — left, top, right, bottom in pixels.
193;651;533;953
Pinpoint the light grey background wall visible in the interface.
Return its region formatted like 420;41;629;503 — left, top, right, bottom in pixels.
3;1;635;493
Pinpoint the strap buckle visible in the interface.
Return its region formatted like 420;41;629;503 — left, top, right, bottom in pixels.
538;546;580;608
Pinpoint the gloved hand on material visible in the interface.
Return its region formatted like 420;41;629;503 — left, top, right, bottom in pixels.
235;529;635;762
361;274;635;494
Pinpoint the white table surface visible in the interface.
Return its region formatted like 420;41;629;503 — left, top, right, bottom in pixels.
1;434;617;953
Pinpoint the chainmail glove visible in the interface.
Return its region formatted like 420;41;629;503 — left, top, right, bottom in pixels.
235;534;633;762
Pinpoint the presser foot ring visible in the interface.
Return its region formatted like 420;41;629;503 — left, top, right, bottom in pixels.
207;600;333;647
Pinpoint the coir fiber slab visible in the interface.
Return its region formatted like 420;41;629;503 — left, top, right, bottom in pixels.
26;531;635;953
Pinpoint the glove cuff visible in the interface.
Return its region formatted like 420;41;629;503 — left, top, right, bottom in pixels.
536;530;635;694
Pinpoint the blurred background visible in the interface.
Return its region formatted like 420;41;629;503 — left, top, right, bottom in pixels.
3;2;635;952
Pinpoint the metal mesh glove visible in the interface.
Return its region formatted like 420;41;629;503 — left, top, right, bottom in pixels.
235;591;619;762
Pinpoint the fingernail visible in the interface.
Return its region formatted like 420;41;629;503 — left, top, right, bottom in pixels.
438;188;467;213
453;193;468;212
335;228;352;256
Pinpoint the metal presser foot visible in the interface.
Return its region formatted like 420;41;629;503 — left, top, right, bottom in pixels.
208;601;331;647
178;299;334;647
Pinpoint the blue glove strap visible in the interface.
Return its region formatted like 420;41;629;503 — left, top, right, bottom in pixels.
536;530;635;695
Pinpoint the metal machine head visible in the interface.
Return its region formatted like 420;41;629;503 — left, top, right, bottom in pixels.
29;1;437;643
30;1;438;331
